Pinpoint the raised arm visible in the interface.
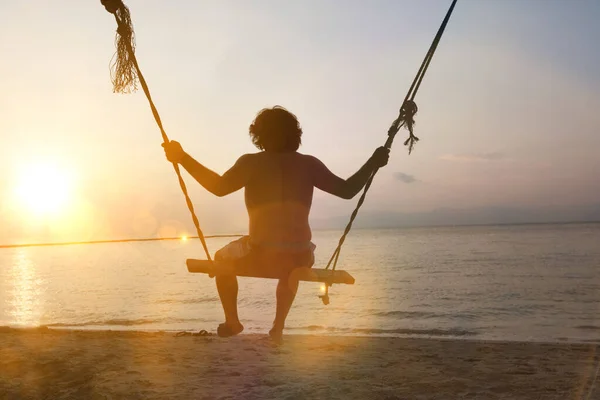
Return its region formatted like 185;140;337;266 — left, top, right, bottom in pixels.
163;141;250;197
310;147;390;200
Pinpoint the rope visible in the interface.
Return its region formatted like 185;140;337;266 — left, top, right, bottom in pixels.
321;0;458;304
101;0;212;261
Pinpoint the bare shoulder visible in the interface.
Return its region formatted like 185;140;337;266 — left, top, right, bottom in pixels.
296;152;325;168
296;152;319;163
236;152;261;164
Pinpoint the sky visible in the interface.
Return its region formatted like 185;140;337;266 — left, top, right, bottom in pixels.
1;0;599;243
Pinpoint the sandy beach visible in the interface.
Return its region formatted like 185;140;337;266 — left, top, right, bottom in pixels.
1;327;599;399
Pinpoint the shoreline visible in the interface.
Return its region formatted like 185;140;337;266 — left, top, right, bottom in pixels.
2;326;599;399
2;325;599;347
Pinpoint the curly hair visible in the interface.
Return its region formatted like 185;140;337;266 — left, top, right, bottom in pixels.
249;106;303;152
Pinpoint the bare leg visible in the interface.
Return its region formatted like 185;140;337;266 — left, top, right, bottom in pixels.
215;274;244;336
270;276;299;342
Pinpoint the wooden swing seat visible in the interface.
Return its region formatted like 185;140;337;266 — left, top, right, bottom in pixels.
186;259;355;285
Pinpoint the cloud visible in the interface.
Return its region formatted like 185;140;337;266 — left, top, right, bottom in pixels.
440;152;506;162
394;172;417;184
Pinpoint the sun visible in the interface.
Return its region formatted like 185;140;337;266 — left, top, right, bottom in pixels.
13;161;75;218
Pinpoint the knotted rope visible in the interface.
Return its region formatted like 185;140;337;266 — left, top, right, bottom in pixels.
101;0;212;261
320;0;458;305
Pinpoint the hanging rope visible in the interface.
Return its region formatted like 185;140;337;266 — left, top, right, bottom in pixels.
320;0;458;304
100;0;212;261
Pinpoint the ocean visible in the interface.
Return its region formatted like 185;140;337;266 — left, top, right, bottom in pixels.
1;223;599;343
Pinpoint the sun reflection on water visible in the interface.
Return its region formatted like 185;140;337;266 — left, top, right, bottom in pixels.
8;248;44;327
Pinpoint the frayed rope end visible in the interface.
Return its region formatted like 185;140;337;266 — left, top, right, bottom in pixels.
403;133;420;155
102;0;138;94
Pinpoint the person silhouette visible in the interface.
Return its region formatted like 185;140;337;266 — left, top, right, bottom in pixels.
163;106;389;343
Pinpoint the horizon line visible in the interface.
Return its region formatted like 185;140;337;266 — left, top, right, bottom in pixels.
1;220;598;250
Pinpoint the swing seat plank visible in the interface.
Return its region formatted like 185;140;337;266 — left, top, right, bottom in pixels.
186;259;355;285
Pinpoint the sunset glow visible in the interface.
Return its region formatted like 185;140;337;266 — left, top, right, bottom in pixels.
0;1;599;245
13;161;75;219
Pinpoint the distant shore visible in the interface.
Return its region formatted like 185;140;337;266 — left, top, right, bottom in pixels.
1;327;598;399
312;219;600;232
1;220;598;250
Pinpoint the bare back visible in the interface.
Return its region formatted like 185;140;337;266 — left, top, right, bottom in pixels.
180;146;368;249
243;152;316;248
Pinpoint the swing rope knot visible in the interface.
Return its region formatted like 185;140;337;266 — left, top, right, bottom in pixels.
401;99;418;119
401;100;419;154
101;0;121;15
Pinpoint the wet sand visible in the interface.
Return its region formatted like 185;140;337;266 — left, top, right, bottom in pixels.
1;327;599;399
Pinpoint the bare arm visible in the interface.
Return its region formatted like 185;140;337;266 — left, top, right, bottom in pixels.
311;148;388;199
311;158;375;200
180;153;250;197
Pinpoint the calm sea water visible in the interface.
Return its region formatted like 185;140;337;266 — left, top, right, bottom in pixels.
1;223;599;343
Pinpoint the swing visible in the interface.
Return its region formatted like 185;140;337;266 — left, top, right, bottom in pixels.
186;260;356;285
100;0;458;304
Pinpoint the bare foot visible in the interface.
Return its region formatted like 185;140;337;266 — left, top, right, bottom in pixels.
269;328;283;345
217;322;244;338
